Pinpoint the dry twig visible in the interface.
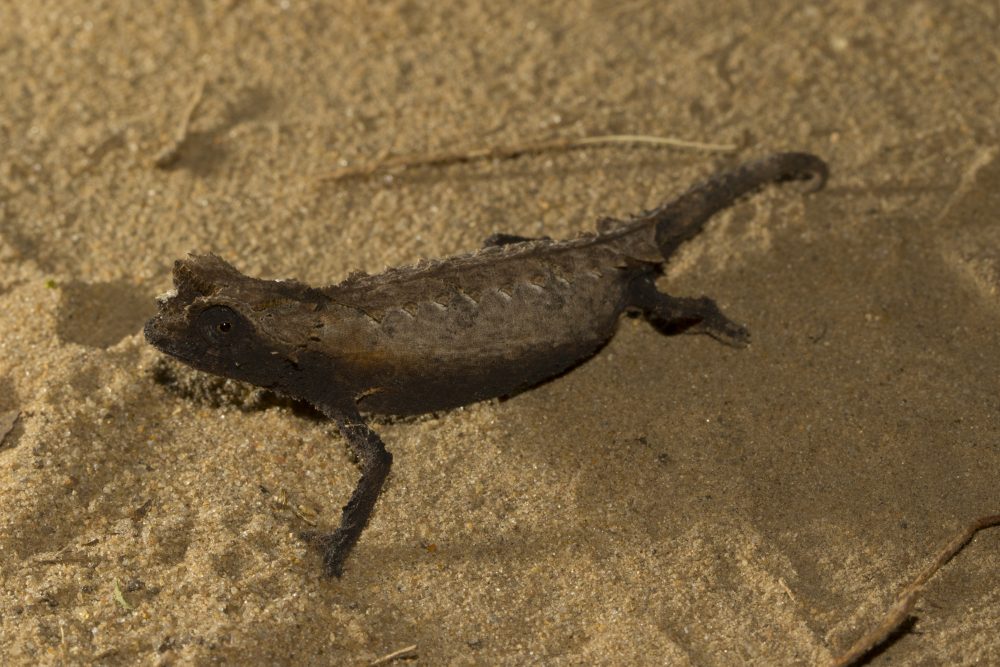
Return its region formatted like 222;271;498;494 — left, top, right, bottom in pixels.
368;643;417;666
828;513;1000;667
154;77;207;168
317;133;738;182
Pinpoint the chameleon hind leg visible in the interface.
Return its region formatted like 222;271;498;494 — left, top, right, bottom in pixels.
629;274;749;347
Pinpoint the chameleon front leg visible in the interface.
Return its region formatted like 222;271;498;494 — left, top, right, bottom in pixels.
304;405;393;577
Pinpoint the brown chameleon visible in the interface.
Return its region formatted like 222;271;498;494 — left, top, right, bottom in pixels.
145;152;828;576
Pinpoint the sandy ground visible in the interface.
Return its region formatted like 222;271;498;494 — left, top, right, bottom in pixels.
2;1;999;665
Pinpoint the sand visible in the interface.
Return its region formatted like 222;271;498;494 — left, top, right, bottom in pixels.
1;1;998;665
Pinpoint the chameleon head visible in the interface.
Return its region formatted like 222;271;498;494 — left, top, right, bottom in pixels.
144;254;306;389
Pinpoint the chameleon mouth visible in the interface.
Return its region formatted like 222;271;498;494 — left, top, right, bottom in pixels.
144;286;198;361
143;310;184;356
143;308;223;374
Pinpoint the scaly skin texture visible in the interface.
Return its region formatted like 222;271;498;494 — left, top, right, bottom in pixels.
144;152;828;576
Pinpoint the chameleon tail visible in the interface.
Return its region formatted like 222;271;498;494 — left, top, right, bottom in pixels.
646;152;828;260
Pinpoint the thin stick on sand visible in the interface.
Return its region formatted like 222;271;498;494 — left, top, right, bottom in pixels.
317;133;739;182
828;513;1000;667
368;643;417;666
154;77;207;168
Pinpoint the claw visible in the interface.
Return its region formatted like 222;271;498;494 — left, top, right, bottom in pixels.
695;314;750;348
300;529;350;577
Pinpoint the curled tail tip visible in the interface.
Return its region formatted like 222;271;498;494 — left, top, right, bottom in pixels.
773;152;829;192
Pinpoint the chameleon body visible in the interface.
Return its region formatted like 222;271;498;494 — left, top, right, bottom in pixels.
144;152;828;576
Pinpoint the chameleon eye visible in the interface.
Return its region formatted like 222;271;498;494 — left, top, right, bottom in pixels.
197;306;242;344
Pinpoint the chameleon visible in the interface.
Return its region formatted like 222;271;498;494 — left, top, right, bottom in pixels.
144;152;828;576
